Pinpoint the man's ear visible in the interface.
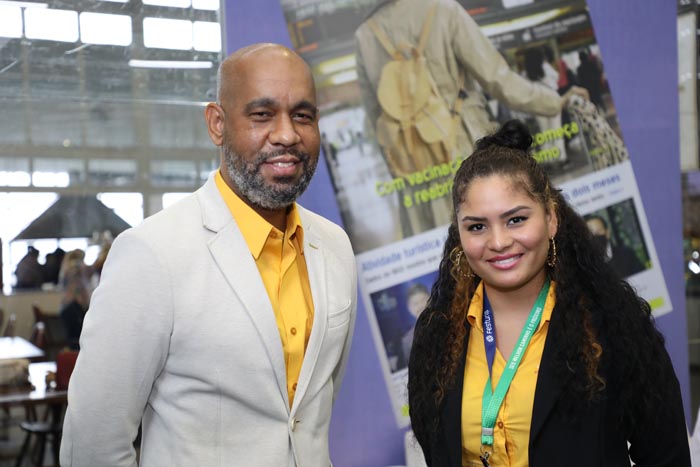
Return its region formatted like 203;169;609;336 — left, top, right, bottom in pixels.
204;103;225;146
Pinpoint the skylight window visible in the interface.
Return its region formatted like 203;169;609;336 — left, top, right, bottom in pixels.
24;8;79;42
193;21;220;52
502;0;534;7
143;0;190;8
0;5;22;38
143;17;192;50
80;12;132;46
192;0;218;11
32;171;70;188
0;171;30;187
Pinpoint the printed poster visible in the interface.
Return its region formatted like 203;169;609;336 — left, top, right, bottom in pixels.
279;0;672;425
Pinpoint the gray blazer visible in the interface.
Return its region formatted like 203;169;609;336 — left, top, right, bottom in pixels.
60;174;358;467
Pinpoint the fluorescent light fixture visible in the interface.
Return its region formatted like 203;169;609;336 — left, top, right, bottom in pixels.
24;8;79;42
96;0;128;2
143;17;192;50
502;0;534;8
143;0;190;7
0;171;31;187
193;21;220;52
480;9;562;37
0;5;22;38
319;54;356;76
128;59;213;69
32;171;69;188
0;1;47;8
329;70;357;85
192;0;218;10
80;12;132;46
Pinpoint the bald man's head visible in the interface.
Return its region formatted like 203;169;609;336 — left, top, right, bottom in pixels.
204;42;321;215
216;43;314;104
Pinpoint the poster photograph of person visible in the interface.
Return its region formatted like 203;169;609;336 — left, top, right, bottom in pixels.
369;271;436;374
278;0;672;425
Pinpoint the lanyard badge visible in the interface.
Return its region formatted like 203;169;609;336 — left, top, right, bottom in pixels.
479;445;492;467
479;279;550;457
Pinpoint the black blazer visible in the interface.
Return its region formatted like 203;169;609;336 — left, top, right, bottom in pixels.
417;305;690;467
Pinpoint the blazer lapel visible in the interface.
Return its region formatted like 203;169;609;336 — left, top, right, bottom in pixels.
530;305;564;444
199;176;290;410
439;306;564;462
290;211;328;414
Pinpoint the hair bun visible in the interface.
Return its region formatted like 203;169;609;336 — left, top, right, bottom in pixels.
475;119;533;152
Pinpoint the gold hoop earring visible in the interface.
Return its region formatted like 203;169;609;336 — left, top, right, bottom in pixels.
449;246;474;279
546;237;557;268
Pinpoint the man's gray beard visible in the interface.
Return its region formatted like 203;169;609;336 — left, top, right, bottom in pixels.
223;144;317;210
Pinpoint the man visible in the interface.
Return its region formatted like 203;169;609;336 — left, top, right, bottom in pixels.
61;43;357;467
586;214;645;278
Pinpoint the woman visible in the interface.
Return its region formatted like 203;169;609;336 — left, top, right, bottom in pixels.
59;244;110;348
408;120;689;466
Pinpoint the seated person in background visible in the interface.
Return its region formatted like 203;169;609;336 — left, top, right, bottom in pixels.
59;246;109;348
14;246;44;289
43;247;66;286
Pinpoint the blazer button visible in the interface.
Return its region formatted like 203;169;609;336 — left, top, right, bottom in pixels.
291;418;299;431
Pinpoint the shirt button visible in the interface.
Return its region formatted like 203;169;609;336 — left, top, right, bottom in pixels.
292;382;297;391
497;421;504;429
290;327;297;335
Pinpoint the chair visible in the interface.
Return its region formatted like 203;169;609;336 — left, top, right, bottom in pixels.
3;313;16;338
14;418;62;467
28;323;46;352
0;308;16;338
0;309;16;438
31;304;67;361
14;351;77;467
30;305;44;327
55;350;78;391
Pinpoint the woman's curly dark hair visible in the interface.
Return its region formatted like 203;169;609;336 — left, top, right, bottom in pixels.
408;120;673;451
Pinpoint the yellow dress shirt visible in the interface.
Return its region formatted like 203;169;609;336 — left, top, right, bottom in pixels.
215;171;314;406
461;281;556;467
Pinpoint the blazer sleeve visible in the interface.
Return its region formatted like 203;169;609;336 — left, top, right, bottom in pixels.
60;230;174;467
627;346;691;467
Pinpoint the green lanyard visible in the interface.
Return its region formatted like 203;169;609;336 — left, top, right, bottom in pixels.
480;279;550;450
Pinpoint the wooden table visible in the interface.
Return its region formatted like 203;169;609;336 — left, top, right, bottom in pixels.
0;337;44;361
0;362;67;465
0;362;67;409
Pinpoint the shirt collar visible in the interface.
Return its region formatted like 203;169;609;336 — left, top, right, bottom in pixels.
467;282;486;331
467;280;557;332
214;170;305;259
